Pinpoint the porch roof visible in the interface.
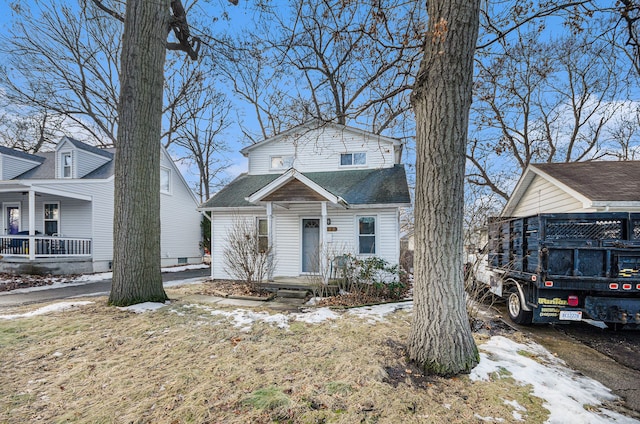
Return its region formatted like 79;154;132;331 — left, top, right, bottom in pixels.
199;164;411;209
0;182;92;201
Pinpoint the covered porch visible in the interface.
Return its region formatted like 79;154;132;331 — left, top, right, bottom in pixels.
247;169;350;283
0;182;93;261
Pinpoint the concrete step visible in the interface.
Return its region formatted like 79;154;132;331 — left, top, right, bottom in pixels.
277;288;309;299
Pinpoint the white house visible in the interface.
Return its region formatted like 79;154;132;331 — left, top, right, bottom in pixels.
199;121;412;281
0;137;203;274
503;161;640;217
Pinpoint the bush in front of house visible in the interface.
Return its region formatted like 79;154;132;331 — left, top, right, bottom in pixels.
222;217;274;289
331;254;408;302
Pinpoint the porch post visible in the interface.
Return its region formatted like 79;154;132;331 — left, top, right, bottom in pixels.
28;190;35;260
209;212;214;280
321;201;328;284
266;201;273;281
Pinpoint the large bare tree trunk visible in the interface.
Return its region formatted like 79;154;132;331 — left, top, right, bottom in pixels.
408;0;480;376
109;0;169;305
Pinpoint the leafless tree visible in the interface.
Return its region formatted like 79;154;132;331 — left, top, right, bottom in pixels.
223;217;274;289
217;0;424;142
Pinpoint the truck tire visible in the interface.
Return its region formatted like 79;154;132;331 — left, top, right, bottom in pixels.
507;288;533;325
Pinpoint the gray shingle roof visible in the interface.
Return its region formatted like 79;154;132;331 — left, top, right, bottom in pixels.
200;165;411;208
64;137;114;159
14;148;115;180
534;161;640;202
0;146;45;163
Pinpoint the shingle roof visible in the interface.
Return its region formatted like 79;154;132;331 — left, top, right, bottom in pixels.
64;137;114;159
14;148;115;180
200;165;411;208
533;161;640;202
0;146;45;163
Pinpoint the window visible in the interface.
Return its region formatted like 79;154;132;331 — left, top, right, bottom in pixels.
358;216;376;254
270;155;294;170
340;152;366;166
257;218;269;253
62;153;72;178
160;167;171;193
44;203;60;236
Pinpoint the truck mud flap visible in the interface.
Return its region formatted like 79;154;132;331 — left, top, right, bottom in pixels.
585;296;640;324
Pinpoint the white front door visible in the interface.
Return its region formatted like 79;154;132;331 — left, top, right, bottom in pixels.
302;219;320;273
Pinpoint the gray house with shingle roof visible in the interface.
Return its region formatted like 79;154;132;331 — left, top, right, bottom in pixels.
503;161;640;217
0;137;202;274
199;121;412;281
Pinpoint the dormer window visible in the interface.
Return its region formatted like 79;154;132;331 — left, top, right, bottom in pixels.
340;152;366;166
62;152;72;178
271;155;294;170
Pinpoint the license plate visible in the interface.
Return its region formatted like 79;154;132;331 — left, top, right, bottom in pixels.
559;310;582;321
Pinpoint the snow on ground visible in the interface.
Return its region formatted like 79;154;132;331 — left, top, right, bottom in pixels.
471;335;639;424
1;297;637;424
0;264;210;295
118;302;170;313
0;301;93;319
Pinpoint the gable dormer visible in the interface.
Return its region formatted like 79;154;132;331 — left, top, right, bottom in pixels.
0;146;45;180
56;137;112;179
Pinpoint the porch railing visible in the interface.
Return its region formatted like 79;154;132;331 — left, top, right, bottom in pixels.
0;235;92;258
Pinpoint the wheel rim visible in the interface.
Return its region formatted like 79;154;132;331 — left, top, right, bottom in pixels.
508;292;521;318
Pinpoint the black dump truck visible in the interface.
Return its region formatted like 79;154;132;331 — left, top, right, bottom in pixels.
486;212;640;327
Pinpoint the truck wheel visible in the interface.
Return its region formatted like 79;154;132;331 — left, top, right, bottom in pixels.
507;288;533;325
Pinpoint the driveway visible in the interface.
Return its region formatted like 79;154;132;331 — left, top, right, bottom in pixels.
0;267;211;308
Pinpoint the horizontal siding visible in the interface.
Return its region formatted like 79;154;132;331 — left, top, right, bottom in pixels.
247;126;396;175
512;176;583;217
1;156;39;180
37;180;114;262
76;150;110;178
159;151;202;264
211;205;401;279
211;210;257;279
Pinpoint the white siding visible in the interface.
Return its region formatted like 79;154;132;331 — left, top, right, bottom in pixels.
75;150;111;178
0;156;40;180
512;175;584;216
159;150;202;265
247;125;396;175
210;205;401;279
210;210;258;279
36;180;114;264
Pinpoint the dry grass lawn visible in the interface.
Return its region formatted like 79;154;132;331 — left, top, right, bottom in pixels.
0;287;548;423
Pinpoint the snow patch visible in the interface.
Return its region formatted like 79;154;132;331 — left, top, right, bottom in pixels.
0;301;93;320
118;302;168;313
471;336;638;424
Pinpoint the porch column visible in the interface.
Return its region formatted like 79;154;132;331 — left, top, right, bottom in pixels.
266;202;274;281
321;201;328;284
28;190;35;260
209;212;214;280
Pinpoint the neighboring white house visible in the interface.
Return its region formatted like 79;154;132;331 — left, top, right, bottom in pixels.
503;161;640;217
0;137;202;274
199;121;412;281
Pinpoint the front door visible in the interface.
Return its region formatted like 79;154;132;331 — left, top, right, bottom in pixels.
4;204;20;235
302;219;320;273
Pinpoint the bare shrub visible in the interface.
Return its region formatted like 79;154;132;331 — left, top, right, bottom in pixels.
223;217;274;289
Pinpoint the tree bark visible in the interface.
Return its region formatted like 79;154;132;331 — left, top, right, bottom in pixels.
408;0;480;376
109;0;169;306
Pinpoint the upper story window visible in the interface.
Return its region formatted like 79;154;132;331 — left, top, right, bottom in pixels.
160;167;171;194
340;152;366;166
270;155;294;170
61;152;72;178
